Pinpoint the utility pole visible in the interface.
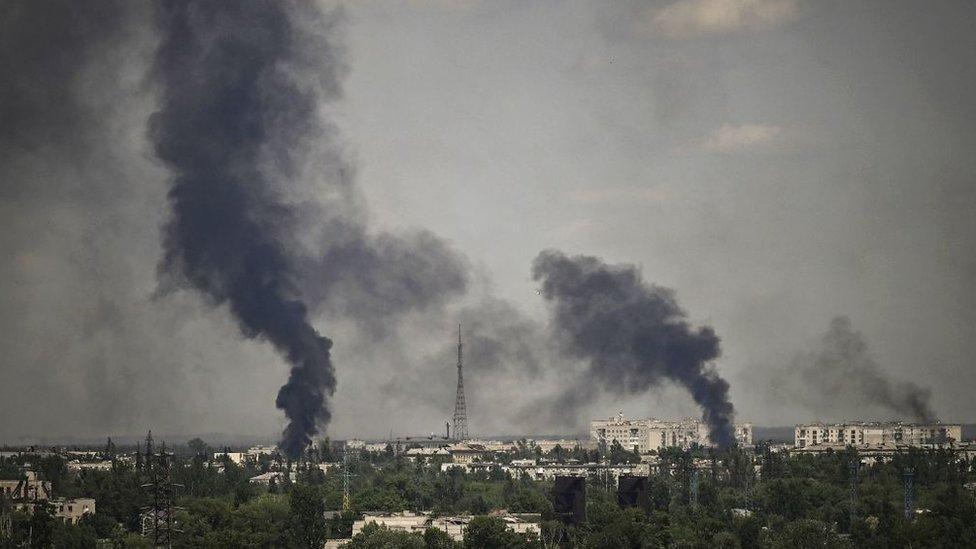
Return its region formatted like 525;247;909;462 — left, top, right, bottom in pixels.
341;447;357;512
849;460;859;527
452;324;469;441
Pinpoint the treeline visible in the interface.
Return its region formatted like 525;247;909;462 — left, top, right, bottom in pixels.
1;443;975;547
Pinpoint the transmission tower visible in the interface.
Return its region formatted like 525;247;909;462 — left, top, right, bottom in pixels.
849;460;859;527
341;448;357;512
903;467;915;520
0;492;11;544
141;432;183;548
452;324;469;441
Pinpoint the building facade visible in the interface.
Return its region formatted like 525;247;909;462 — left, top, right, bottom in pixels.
53;498;95;525
0;471;52;504
352;511;538;542
794;422;962;448
590;413;753;453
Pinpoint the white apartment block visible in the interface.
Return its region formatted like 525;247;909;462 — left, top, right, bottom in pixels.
590;413;753;453
794;422;962;448
352;511;538;542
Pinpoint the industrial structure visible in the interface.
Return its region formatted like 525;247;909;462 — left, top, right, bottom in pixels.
793;421;962;448
590;413;754;453
140;432;182;548
452;325;469;441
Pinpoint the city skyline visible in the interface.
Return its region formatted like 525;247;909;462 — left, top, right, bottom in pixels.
3;1;976;445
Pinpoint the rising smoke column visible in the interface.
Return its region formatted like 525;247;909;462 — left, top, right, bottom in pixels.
150;1;343;458
790;316;936;422
532;250;736;447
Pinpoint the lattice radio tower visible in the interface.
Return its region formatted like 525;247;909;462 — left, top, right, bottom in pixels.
452;324;469;441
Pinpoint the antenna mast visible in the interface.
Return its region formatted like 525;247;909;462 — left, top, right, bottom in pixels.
452;324;469;441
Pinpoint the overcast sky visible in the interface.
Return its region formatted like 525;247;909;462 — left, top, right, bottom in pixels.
2;0;975;443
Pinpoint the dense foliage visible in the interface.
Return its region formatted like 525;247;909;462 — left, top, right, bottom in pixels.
2;441;975;547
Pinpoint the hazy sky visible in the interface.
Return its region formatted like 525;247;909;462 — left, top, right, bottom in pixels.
2;0;975;443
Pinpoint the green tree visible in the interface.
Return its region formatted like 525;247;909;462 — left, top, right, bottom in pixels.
608;441;639;465
289;484;328;548
28;501;57;548
51;521;98;549
423;527;459;549
343;522;425;549
186;438;209;457
463;516;537;549
766;519;852;549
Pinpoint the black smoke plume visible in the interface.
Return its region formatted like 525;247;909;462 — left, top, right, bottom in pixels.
788;316;936;422
150;1;344;458
532;250;736;447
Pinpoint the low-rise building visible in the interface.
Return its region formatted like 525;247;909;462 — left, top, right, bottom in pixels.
447;443;489;464
53;498;95;524
248;471;293;485
212;452;247;465
528;439;593;453
442;460;651;484
466;440;519;453
352;511;538;542
405;447;451;463
67;460;113;472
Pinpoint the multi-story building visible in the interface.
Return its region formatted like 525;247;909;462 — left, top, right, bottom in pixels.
794;422;962;448
53;498;95;524
590;413;753;453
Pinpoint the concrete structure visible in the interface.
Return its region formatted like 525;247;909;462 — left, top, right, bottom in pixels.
447;443;488;464
794;422;962;448
248;471;293;485
405;447;451;463
466;440;519;453
211;445;281;466
352;511;539;542
0;472;52;503
442;460;651;484
67;460;113;472
0;472;95;522
528;439;594;453
53;498;95;524
590;413;753;453
212;452;247;465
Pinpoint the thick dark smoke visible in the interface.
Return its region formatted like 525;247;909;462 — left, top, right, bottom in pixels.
299;227;470;338
785;316;936;422
150;1;345;458
532;250;736;447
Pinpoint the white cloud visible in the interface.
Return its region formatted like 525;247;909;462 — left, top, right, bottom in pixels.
653;0;799;37
700;123;782;152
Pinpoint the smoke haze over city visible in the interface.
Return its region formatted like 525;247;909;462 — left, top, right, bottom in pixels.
3;0;976;445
